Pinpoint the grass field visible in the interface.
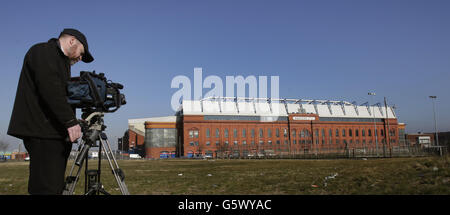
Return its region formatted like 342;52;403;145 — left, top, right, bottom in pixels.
0;156;449;195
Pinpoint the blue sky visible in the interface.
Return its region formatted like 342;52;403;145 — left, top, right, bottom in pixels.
1;0;449;151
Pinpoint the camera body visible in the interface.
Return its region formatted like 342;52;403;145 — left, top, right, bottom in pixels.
67;71;126;113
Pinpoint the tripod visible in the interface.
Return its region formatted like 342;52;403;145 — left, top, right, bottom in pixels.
63;112;130;195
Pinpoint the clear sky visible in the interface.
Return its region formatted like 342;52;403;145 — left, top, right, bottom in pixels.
1;0;449;151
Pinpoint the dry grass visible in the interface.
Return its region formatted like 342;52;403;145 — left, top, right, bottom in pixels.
0;156;449;195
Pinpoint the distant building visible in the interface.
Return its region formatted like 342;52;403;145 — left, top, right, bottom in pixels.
126;97;404;159
405;133;435;147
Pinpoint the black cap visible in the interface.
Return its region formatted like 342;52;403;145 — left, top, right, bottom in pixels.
59;28;94;63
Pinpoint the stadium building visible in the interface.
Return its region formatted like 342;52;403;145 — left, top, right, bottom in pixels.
127;97;401;159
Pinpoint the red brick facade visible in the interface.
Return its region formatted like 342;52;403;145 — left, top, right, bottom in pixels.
182;113;399;158
138;112;400;158
128;129;145;149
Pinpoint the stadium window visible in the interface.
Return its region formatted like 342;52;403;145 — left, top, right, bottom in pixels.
329;129;332;138
234;129;238;138
206;141;210;146
300;130;305;138
194;141;199;146
242;129;246;138
189;142;194;146
292;129;296;138
284;128;288;137
368;129;372;137
268;128;272;137
381;129;384;136
189;130;194;138
355;129;359;137
342;129;346;137
215;141;219;146
225;129;229;138
276;140;280;145
362;129;365;137
243;140;247;145
315;129;319;137
206;128;210;138
321;129;325;138
284;140;288;145
194;130;199;138
336;129;339;137
215;128;220;138
234;141;238;146
251;129;255;138
276;128;280;137
349;129;352;137
259;128;264;138
268;140;272;145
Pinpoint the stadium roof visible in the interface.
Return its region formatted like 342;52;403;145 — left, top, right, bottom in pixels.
128;116;177;135
180;97;396;119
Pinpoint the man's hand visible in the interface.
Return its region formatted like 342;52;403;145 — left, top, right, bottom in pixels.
67;124;82;142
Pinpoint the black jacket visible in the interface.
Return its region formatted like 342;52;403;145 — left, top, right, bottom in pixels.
8;38;79;140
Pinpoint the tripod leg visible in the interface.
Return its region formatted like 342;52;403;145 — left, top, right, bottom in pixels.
98;133;130;195
63;140;88;195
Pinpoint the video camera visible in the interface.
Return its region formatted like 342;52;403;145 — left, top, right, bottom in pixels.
67;71;126;114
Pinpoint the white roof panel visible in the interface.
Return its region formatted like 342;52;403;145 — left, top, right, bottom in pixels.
202;100;220;114
254;101;271;115
302;104;316;114
221;101;238;114
181;98;397;119
343;105;358;117
237;101;256;115
270;103;288;116
287;103;301;113
330;105;345;117
316;104;332;117
357;106;371;118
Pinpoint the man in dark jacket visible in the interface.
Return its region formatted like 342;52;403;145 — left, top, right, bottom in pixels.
8;28;94;194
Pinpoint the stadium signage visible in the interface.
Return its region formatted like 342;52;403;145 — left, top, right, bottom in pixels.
292;116;315;121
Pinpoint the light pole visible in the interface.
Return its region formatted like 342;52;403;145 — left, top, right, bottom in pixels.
429;96;439;147
368;92;378;156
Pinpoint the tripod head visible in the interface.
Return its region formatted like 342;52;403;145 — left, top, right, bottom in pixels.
78;111;107;146
74;111;108;166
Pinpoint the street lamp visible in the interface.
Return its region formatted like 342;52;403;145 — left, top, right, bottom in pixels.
368;92;379;156
429;96;439;147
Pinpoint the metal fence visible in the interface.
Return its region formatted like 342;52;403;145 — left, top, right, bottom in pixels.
211;143;448;160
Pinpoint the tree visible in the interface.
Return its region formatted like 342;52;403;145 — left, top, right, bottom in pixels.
0;139;9;152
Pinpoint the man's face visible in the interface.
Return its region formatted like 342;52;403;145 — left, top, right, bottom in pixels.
67;37;85;65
